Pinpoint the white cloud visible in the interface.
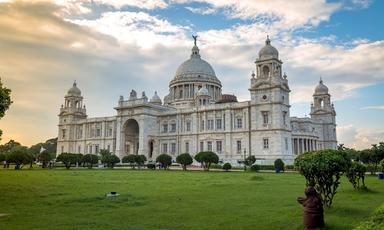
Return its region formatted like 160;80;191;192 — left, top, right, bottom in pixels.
338;124;384;149
185;6;216;15
70;11;189;48
360;105;384;110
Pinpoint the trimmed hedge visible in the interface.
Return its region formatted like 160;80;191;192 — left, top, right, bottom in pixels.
354;203;384;230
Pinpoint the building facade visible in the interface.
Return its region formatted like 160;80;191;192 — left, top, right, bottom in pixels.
57;37;337;164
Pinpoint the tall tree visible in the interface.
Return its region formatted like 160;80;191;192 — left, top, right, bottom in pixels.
0;78;12;140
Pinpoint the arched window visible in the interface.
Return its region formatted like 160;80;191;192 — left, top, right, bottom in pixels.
263;66;270;77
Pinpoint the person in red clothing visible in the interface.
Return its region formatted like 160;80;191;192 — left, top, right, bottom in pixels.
297;186;325;229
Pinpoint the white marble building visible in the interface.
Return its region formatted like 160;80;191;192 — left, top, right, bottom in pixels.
57;37;337;164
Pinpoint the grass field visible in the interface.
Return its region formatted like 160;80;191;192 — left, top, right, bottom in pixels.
0;169;383;230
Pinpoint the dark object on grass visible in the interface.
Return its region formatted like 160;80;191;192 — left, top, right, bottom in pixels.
379;172;384;180
297;186;324;230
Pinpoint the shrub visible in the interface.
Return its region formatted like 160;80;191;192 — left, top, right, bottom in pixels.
101;153;120;168
156;154;172;170
38;151;54;168
354;203;384;230
122;154;137;169
83;154;99;168
0;153;5;162
74;154;84;167
245;156;256;168
250;164;260;172
176;153;193;171
135;155;147;169
210;164;223;169
274;159;285;172
56;153;77;169
346;161;367;189
294;149;351;207
147;163;156;170
380;159;384;172
194;151;219;171
223;163;232;171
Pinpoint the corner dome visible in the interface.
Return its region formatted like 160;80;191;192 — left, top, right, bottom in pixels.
150;91;162;105
259;36;278;60
314;79;329;94
67;81;81;96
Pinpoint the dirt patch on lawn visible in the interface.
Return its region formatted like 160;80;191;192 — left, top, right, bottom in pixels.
0;213;10;217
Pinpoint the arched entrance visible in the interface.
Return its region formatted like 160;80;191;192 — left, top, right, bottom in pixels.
124;119;139;155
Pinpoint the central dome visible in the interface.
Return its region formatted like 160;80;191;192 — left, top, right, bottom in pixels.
173;45;219;83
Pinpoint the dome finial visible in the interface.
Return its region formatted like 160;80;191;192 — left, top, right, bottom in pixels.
73;80;77;87
266;35;271;45
320;76;323;84
192;34;198;46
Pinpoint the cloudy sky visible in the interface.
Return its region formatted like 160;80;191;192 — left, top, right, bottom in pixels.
0;0;383;149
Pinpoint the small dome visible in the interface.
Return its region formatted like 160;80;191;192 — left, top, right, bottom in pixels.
195;87;210;97
67;81;81;96
150;91;162;105
259;36;278;60
314;79;329;94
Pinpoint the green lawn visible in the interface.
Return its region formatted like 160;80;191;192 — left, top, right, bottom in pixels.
0;169;383;230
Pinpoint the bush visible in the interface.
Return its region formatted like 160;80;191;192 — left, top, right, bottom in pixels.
274;159;285;172
176;153;193;171
122;154;137;169
0;153;5;162
380;159;384;172
147;163;156;170
222;163;232;171
83;154;99;168
346;161;367;189
194;151;219;171
354;203;384;230
210;164;223;169
56;153;77;169
101;153;120;168
294;149;351;207
135;155;147;169
245;156;256;168
250;164;260;172
38;151;54;168
156;154;172;170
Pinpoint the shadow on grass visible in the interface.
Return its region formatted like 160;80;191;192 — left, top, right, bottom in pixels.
249;175;264;181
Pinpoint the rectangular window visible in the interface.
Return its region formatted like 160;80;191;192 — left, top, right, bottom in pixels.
62;129;66;139
263;138;269;149
170;123;176;133
186;121;191;132
236;140;242;154
162;143;168;153
236;118;243;129
95;145;99;154
207;141;212;151
61;146;64;153
200;120;205;131
107;145;111;152
262;111;269;125
283;112;287;125
163;124;168;133
207;120;214;130
126;144;131;154
185;142;189;153
216;119;222;130
96;128;101;137
200;141;204;152
171;143;176;154
89;145;92;154
216;141;222;153
108;128;113;137
78;145;81;153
